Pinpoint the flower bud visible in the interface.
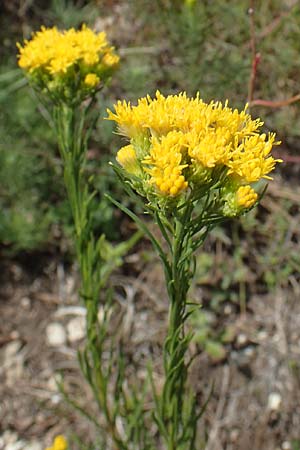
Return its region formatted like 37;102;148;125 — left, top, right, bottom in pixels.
117;145;141;176
223;185;258;217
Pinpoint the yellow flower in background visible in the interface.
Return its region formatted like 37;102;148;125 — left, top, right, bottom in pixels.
108;91;281;210
84;73;100;87
102;52;120;67
45;435;67;450
17;25;119;103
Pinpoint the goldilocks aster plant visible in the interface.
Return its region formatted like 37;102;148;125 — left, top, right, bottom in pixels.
107;91;282;450
17;27;147;450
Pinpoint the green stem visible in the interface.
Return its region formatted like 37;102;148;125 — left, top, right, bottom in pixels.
158;205;194;450
54;102;125;450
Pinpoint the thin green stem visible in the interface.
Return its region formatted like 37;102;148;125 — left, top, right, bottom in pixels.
155;202;195;450
54;102;126;450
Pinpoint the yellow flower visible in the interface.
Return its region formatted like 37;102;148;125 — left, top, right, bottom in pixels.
108;91;281;203
186;128;230;168
84;73;100;87
102;52;120;67
227;133;280;183
143;131;188;196
17;25;119;102
236;185;258;208
45;435;67;450
117;145;140;175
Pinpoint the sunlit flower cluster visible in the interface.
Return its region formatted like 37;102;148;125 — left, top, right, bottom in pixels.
45;435;67;450
17;25;119;103
108;91;281;215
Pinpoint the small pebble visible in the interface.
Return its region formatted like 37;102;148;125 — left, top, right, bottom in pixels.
257;330;268;341
243;346;255;358
5;441;26;450
20;297;31;308
282;442;291;450
236;333;248;347
46;323;67;347
224;304;233;315
67;316;86;342
268;392;282;411
0;430;18;445
51;393;62;405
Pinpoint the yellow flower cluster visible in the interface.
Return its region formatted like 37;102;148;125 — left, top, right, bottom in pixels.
17;25;119;102
236;185;258;209
45;435;67;450
108;91;281;213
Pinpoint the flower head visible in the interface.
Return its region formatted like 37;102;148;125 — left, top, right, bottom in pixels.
84;73;100;87
108;91;281;213
117;144;141;175
236;185;258;208
17;25;119;104
45;435;67;450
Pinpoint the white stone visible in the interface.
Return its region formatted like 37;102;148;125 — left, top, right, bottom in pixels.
224;304;233;315
1;430;18;445
268;392;282;411
236;333;247;346
67;316;86;342
257;330;268;341
5;441;26;450
20;297;31;308
46;323;67;346
243;346;255;358
51;393;62;405
282;442;291;450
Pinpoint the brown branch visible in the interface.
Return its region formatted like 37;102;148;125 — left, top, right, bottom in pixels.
250;93;300;108
247;1;261;105
246;0;300;109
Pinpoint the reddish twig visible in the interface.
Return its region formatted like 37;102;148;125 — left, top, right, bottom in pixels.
247;1;261;105
250;93;300;108
247;1;300;111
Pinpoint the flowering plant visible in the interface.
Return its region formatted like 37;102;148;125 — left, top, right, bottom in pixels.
17;26;122;334
108;91;281;449
108;91;280;215
18;27;144;450
17;25;119;105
